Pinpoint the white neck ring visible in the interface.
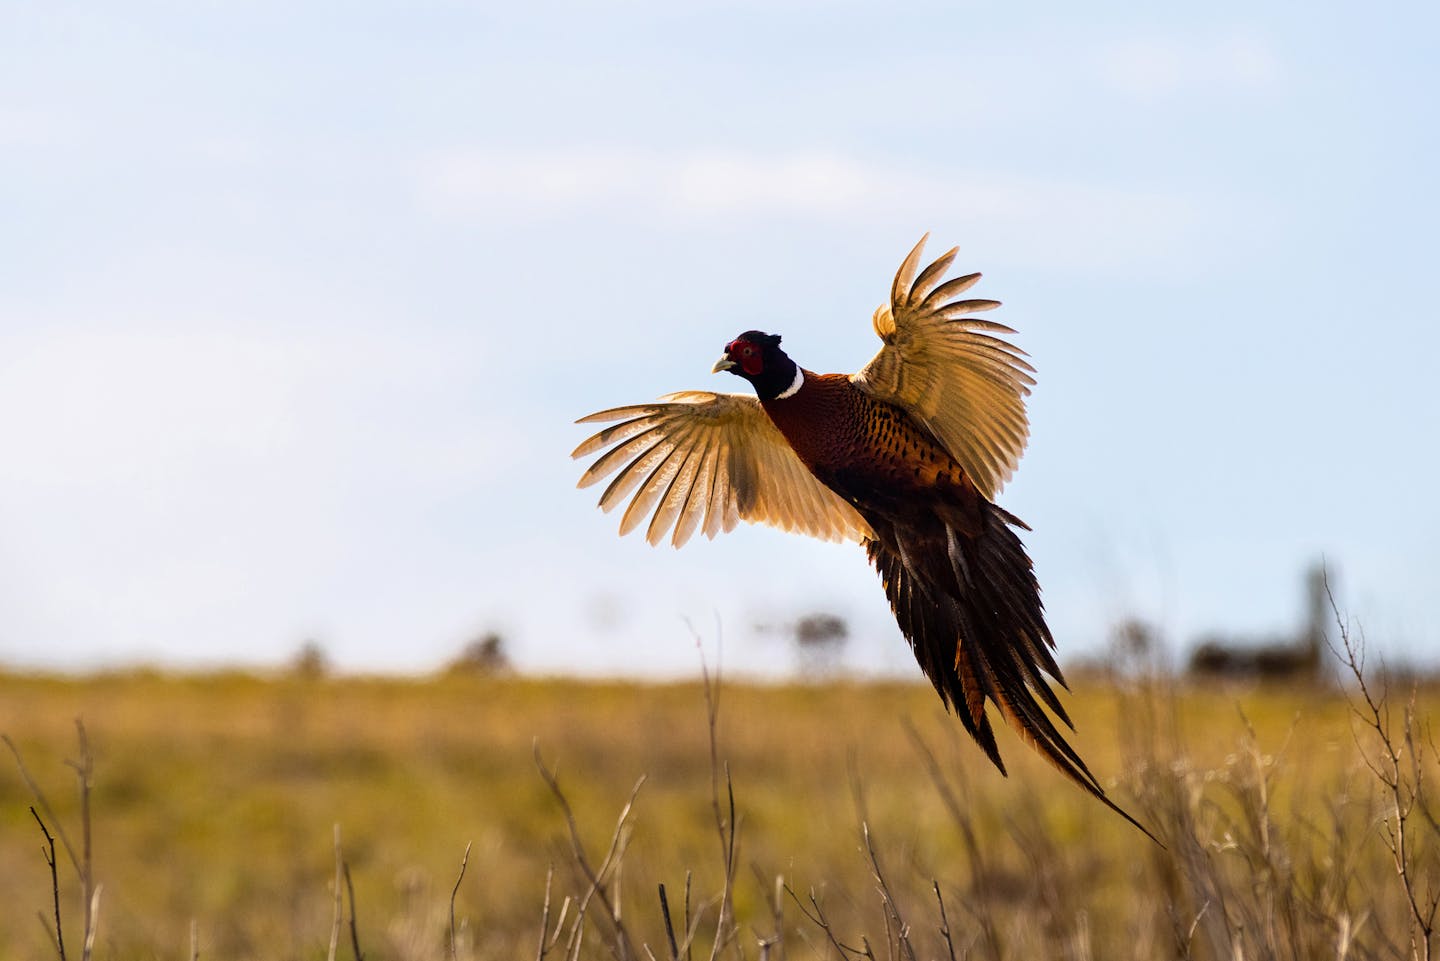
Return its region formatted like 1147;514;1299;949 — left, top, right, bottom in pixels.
774;366;805;400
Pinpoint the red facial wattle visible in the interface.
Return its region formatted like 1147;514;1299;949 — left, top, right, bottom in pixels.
727;339;764;376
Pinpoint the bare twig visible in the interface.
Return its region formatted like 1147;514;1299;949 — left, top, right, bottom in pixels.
932;882;957;961
535;741;645;960
564;900;587;961
658;885;680;960
535;865;572;961
860;823;915;961
769;872;786;961
746;869;786;961
669;889;720;961
81;886;101;961
327;825;343;961
31;807;66;961
8;725;101;960
785;885;871;959
697;648;740;961
843;749;913;961
343;861;362;961
683;872;694;961
902;720;1003;956
1327;577;1438;961
450;842;472;961
536;865;555;961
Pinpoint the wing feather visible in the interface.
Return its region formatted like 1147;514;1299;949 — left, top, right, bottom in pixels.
908;246;959;306
585;428;666;499
890;232;929;310
669;427;717;548
921;272;984;308
852;235;1035;500
639;425;703;544
598;432;672;512
618;431;689;537
573;391;873;547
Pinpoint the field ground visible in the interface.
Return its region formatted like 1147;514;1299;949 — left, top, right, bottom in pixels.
1;664;1436;960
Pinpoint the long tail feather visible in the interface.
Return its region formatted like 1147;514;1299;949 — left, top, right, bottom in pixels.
866;505;1160;844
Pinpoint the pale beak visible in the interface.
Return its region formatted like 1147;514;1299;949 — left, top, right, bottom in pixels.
711;356;736;374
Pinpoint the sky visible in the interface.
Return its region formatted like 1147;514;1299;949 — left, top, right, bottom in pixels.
2;2;1437;677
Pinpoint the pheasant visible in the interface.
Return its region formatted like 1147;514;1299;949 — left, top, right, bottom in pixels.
572;236;1151;837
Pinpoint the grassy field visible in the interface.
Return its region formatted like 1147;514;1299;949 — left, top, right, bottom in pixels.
1;656;1436;961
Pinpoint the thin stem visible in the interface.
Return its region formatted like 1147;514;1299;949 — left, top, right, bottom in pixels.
450;842;473;961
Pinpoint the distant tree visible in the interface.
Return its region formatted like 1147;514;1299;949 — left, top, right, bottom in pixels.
446;631;511;676
793;612;849;678
1108;618;1163;676
290;639;329;679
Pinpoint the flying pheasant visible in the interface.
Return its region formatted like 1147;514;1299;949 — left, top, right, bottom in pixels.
572;236;1150;836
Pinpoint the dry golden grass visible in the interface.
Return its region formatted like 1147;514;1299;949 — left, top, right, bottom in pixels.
1;650;1436;960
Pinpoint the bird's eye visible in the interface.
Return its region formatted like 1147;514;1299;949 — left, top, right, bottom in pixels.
741;346;754;356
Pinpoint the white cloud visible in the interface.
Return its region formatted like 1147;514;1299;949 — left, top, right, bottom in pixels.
417;146;1216;269
419;147;872;219
667;153;870;216
0;311;528;501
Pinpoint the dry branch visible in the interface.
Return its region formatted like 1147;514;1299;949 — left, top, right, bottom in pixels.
450;841;472;961
30;807;65;961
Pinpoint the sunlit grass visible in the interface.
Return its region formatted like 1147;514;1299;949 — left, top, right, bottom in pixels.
1;661;1435;959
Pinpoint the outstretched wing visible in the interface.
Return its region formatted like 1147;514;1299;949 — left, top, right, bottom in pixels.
851;234;1035;500
572;390;873;548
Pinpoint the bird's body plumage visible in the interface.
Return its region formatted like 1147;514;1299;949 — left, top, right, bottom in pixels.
761;371;982;519
573;236;1153;839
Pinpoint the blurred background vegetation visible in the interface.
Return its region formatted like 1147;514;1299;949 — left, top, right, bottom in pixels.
2;599;1436;960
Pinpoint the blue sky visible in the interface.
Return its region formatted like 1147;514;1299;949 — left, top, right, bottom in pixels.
2;2;1436;675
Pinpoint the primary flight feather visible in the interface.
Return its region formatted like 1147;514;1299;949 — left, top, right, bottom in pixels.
572;235;1154;839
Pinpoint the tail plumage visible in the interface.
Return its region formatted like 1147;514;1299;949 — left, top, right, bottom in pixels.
867;501;1158;842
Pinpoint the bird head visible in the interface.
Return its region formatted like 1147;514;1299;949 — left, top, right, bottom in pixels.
712;331;800;400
